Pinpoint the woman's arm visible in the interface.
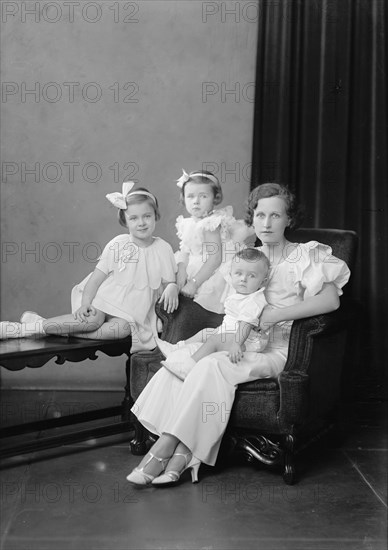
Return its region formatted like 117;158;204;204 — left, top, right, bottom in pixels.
181;228;222;297
259;283;340;331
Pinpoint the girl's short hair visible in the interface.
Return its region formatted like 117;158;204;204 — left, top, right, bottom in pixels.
118;187;161;228
244;183;304;231
180;170;223;206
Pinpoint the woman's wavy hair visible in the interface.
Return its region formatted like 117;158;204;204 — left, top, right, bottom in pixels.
244;183;304;232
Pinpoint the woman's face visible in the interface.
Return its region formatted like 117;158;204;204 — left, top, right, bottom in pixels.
253;196;290;245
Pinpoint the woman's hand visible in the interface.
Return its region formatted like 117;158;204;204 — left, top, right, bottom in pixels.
181;279;198;298
228;342;245;364
159;283;179;313
74;304;97;322
258;306;279;332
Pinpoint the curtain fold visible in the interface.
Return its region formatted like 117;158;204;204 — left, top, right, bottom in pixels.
251;0;387;396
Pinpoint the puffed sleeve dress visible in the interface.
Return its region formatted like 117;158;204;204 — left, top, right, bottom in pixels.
132;241;351;465
71;234;177;352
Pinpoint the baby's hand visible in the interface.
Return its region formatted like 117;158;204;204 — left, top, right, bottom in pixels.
74;304;96;322
159;283;179;314
181;279;197;298
228;342;244;364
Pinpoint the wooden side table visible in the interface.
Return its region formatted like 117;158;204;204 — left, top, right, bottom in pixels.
0;336;133;459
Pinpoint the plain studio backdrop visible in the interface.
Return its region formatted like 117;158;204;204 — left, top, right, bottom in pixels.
1;0;387;401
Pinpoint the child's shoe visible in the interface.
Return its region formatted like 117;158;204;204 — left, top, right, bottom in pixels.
20;311;45;324
161;348;196;381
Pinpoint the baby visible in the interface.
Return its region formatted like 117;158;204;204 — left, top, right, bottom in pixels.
159;248;270;380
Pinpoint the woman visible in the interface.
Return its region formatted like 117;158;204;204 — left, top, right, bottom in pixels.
127;183;351;486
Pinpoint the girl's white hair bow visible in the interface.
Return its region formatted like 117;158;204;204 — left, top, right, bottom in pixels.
106;181;135;209
176;169;190;189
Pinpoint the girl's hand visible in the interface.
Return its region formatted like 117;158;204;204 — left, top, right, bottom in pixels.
228;342;245;364
74;304;97;322
181;279;197;298
159;283;179;313
258;306;278;332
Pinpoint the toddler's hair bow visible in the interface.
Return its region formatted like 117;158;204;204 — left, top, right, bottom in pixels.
106;181;135;209
176;169;190;189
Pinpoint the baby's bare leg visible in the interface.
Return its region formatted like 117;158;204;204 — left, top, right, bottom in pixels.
191;333;238;362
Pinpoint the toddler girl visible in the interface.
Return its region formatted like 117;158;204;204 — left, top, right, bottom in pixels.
175;169;251;314
158;248;271;380
0;182;178;351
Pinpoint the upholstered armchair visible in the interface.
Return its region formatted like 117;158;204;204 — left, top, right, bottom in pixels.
128;228;358;484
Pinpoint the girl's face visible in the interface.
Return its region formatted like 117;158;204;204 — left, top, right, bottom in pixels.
125;202;156;246
253;196;290;246
184;182;215;219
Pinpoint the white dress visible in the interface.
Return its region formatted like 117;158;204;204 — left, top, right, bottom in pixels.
215;288;269;352
175;207;239;314
71;234;177;352
132;241;351;465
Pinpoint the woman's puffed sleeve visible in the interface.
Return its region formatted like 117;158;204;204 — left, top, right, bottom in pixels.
295;241;351;298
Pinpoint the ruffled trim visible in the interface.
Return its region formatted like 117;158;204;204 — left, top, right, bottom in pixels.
176;206;235;243
293;241;351;298
196;206;235;240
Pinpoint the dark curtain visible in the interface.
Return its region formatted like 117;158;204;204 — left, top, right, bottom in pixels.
251;0;387;398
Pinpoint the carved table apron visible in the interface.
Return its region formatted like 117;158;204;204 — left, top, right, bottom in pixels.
0;336;133;459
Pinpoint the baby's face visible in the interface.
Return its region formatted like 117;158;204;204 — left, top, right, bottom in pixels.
230;258;268;295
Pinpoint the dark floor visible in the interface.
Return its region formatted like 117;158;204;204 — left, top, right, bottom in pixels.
0;390;387;550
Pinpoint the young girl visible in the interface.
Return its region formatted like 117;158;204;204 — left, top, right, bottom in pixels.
158;248;271;380
0;182;179;351
174;169;252;314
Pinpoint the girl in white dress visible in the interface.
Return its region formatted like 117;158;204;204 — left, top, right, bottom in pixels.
174;169;250;314
127;183;351;486
0;182;178;351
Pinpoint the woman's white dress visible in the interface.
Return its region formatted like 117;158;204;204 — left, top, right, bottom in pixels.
132;241;351;465
71;234;177;352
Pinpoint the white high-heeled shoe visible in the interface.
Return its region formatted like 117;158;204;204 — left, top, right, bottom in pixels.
152;452;201;486
126;452;170;486
161;348;196;381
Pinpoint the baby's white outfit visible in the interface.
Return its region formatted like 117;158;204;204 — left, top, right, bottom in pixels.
175;206;238;314
71;234;177;352
215;287;269;352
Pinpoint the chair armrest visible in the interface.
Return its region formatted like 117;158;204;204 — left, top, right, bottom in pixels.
283;298;359;375
156;295;224;344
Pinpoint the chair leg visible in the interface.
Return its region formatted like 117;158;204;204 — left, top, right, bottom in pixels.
283;434;296;485
121;357;133;421
130;420;148;455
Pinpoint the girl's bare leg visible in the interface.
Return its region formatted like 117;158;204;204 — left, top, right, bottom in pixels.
43;313;132;340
